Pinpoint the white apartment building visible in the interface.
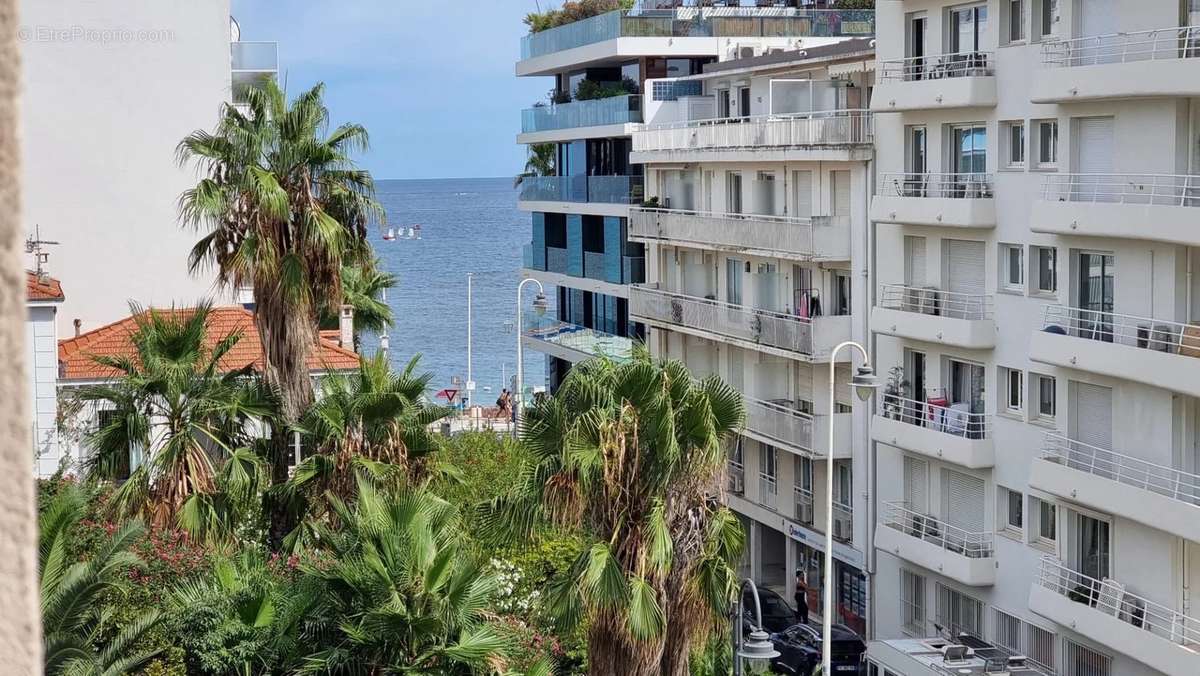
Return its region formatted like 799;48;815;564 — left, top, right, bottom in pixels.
629;39;878;634
19;0;277;332
516;1;872;390
866;1;1200;675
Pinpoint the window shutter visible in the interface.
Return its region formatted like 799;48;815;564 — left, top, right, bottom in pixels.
941;468;986;533
946;239;986;295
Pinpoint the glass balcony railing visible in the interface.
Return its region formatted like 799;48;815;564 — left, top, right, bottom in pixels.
523;315;633;363
520;7;876;60
521;95;642;134
518;175;644;204
546;247;568;274
231;41;278;72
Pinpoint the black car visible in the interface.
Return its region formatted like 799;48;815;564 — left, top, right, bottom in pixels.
768;622;866;675
741;587;798;633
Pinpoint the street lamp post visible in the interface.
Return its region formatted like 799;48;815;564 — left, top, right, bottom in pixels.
466;272;474;406
732;578;781;676
822;341;880;676
515;278;547;430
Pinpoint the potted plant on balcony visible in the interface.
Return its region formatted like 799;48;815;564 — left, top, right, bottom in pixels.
882;366;910;421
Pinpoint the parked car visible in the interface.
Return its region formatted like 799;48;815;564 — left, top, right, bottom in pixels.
741;587;798;633
768;622;866;675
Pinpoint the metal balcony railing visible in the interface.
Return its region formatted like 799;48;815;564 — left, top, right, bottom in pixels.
231;41;278;71
1040;173;1200;207
520;7;876;60
877;172;994;199
521;94;642;134
1042;432;1200;506
745;395;814;452
629;207;833;258
878;51;995;82
879;284;995;321
1042;25;1200;68
523;316;633;363
759;473;778;509
794;486;814;525
633;109;872;153
883;501;995;559
728;459;746;495
629;286;814;355
1039;304;1200;355
878;393;992;440
1034;556;1200;648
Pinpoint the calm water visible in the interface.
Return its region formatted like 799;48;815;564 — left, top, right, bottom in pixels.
358;177;549;402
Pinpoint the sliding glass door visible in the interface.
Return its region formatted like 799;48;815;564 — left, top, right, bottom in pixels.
1077;252;1114;342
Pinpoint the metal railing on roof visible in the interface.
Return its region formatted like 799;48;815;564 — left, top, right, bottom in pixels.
1041;25;1200;67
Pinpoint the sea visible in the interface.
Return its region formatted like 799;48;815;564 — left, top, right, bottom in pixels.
357;177;549;403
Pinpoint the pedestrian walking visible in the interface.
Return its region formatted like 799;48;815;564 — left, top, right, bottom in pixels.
794;569;809;625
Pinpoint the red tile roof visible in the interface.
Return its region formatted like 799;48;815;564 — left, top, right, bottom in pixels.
58;306;360;381
26;271;64;302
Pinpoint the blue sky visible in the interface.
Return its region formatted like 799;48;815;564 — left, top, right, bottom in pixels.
231;0;550;180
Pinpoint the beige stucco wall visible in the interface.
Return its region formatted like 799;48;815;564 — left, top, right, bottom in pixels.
1;0;43;671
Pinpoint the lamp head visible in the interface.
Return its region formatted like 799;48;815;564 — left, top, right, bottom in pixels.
532;292;549;316
737;628;781;665
852;364;881;402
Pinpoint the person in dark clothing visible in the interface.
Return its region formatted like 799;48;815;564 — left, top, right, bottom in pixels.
794;569;809;625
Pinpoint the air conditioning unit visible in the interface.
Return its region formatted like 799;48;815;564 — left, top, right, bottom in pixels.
797;502;814;524
833;518;851;541
729;475;745;495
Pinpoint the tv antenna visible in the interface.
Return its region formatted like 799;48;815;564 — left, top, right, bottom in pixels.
25;225;59;281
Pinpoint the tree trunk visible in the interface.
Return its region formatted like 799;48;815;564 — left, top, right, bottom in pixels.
586;611;664;676
255;284;316;549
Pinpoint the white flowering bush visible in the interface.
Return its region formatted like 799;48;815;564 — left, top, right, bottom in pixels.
489;557;543;616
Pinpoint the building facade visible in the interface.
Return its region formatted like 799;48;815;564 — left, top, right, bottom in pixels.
629;37;878;633
19;0;277;332
866;1;1200;675
516;2;873;390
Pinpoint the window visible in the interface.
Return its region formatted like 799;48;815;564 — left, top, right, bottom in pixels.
1064;638;1112;676
1033;497;1057;545
998;487;1023;536
950;4;989;54
1032;373;1056;422
900;570;926;634
989;610;1056;673
1032;245;1057;294
1000;244;1024;291
1035;120;1058;167
833;270;851;316
726;171;743;213
951;123;987;174
1026;623;1056;672
1037;0;1058;39
1001;367;1023;413
935;583;983;636
1007;0;1025;42
1002;121;1025;167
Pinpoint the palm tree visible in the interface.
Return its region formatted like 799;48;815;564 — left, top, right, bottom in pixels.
176;81;384;507
76;302;275;533
281;353;451;547
40;484;163;675
483;351;746;676
513;143;556;189
321;254;396;352
295;478;515;673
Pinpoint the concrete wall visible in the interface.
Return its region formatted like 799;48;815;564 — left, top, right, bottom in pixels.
20;0;233;333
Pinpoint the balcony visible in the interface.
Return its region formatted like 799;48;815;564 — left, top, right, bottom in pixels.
1031;173;1200;246
522;315;633;364
744;396;851;458
629;208;850;261
629;285;851;361
1032;26;1200;103
1029;557;1200;675
519;95;642;142
877;501;996;586
873;394;993;469
871;173;996;228
523;244;643;291
518;6;875;72
872;52;997;112
1030;305;1200;398
631;109;873;163
759;473;779;511
873;285;996;349
518;175;645;206
1031;433;1200;543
